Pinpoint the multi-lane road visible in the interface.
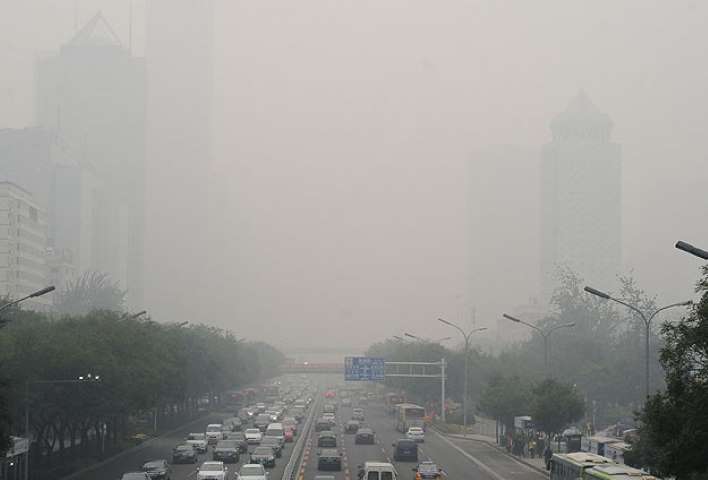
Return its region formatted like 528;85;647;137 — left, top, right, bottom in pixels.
298;400;544;480
66;377;545;480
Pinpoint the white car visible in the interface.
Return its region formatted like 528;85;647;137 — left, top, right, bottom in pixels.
245;428;263;444
206;424;224;444
186;432;208;453
197;461;227;480
238;463;270;480
322;412;336;422
406;427;425;443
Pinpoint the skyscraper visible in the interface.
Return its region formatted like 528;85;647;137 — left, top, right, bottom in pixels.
35;13;146;307
540;92;622;301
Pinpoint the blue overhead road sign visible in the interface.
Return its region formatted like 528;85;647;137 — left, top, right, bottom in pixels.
344;356;385;381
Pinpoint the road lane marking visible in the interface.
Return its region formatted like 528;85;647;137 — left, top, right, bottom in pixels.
433;431;544;480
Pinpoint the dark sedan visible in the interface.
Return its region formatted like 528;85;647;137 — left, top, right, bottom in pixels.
355;428;375;444
317;449;342;471
345;420;360;433
213;440;240;463
172;445;198;464
317;432;337;448
260;437;283;458
141;459;171;479
250;446;276;468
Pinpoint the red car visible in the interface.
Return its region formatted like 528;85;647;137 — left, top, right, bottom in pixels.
284;428;295;443
324;390;336;399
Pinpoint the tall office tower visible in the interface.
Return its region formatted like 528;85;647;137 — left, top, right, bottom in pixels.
146;0;214;322
35;13;146;308
540;92;622;302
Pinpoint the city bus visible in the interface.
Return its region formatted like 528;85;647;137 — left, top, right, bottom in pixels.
394;403;426;433
584;464;658;480
384;393;406;414
549;452;614;480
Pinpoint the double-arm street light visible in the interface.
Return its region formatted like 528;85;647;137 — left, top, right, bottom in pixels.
584;285;692;398
438;318;487;435
502;314;575;376
675;241;708;260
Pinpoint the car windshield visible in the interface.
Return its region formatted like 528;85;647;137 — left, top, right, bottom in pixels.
240;465;265;476
206;425;222;432
201;463;223;472
419;464;439;475
188;433;205;440
175;445;192;451
122;474;147;480
254;447;273;455
144;461;164;469
245;429;260;434
217;441;237;448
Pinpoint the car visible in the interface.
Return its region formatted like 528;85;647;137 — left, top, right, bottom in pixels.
224;417;243;432
224;432;249;452
284;428;294;443
245;428;263;444
121;473;151;480
206;424;225;444
197;461;228;480
260;437;283;458
141;459;171;480
250;446;276;468
323;403;337;414
256;403;266;413
213;440;240;463
324;390;336;399
238;463;270;480
392;439;418;462
314;476;336;480
186;433;208;453
341;398;352;407
315;419;332;432
358;396;368;406
264;423;285;445
265;410;280;422
317;431;337;448
255;414;271;432
355;428;375;445
352;408;365;421
345;420;360;433
172;444;198;464
317;449;342;471
358;462;398;480
282;417;298;434
413;461;444;479
406;427;425;443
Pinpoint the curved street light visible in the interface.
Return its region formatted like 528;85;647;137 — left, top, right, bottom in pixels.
675;241;708;260
404;332;452;343
438;318;487;436
502;313;574;376
584;285;691;398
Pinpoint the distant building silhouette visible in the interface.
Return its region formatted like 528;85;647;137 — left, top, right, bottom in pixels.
35;12;146;307
540;92;621;301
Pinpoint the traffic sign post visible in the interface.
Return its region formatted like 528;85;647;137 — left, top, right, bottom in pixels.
344;357;385;381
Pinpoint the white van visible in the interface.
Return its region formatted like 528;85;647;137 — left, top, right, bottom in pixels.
358;462;398;480
264;423;285;445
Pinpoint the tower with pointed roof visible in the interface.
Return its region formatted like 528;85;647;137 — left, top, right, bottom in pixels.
35;12;146;308
540;92;622;302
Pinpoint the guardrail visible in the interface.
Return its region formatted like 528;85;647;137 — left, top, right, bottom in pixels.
282;395;321;480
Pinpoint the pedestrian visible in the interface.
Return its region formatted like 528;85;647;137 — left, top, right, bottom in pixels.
544;445;553;471
529;437;537;458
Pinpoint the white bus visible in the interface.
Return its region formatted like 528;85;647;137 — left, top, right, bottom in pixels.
549;452;614;480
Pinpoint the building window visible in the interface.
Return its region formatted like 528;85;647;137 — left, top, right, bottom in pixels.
29;207;38;222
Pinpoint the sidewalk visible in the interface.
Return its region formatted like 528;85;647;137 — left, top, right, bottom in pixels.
437;429;548;475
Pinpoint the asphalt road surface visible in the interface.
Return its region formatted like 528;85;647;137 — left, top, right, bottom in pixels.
298;401;545;480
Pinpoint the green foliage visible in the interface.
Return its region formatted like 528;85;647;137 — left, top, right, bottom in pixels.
0;311;284;462
54;271;127;315
479;373;532;430
530;378;585;435
633;267;708;480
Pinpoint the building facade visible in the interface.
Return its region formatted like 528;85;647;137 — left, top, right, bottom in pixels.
0;182;51;310
540;92;622;301
35;13;146;308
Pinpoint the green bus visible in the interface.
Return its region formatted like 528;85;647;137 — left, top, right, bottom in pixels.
549;452;614;480
585;464;658;480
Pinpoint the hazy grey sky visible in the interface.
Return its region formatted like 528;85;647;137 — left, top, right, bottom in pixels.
2;1;707;351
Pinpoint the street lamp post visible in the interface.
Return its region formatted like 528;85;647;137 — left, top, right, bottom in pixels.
0;286;55;327
24;374;101;480
404;332;452;343
584;285;691;398
675;241;708;260
438;318;487;436
502;314;575;376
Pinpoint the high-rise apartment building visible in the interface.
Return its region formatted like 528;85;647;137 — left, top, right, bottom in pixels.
540;92;622;301
0;182;51;310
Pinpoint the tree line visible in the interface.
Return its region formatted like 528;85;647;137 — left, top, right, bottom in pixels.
0;307;284;477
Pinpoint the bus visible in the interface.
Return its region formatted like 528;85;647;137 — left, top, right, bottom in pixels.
394;403;426;433
584;464;658;480
384;393;406;414
549;452;614;480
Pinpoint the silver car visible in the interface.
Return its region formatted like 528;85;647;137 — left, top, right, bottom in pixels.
237;463;270;480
